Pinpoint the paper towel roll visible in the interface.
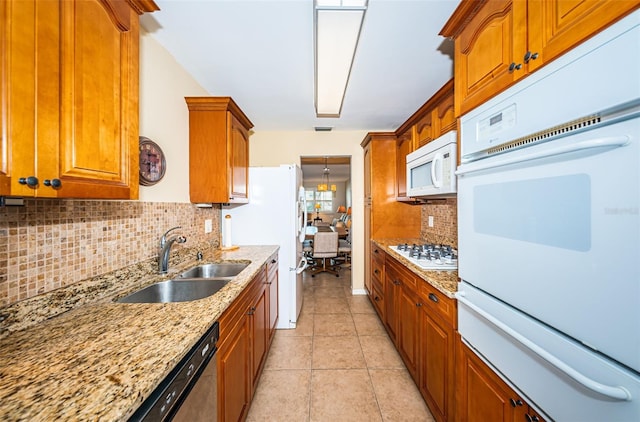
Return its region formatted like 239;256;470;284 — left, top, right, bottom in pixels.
224;214;232;248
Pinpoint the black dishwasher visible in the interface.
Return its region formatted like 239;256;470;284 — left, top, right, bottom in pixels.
129;321;219;422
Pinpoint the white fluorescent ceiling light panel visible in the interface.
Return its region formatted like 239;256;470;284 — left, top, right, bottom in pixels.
314;0;367;117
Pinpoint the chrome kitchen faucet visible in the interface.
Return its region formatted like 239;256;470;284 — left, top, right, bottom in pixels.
159;226;187;274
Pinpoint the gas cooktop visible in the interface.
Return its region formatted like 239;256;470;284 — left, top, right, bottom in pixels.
388;243;458;271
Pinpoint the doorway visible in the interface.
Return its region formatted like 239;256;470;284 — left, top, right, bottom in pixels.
300;156;352;287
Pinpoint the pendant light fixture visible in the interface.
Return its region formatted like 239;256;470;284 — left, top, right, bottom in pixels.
317;157;337;192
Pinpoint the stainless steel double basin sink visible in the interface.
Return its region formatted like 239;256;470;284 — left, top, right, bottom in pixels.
117;263;249;304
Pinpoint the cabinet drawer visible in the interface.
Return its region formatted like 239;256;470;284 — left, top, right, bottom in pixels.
387;257;417;291
267;254;278;279
371;258;384;284
371;277;385;319
371;242;386;265
419;281;456;328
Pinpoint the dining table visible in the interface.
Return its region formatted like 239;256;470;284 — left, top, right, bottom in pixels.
304;225;348;240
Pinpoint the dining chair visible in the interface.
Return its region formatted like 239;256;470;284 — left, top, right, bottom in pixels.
310;231;339;277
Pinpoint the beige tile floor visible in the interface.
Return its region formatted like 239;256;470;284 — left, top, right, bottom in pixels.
246;267;435;422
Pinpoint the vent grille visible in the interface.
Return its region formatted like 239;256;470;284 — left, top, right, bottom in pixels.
487;114;601;156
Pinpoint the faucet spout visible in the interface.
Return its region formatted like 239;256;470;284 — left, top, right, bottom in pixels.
159;233;187;274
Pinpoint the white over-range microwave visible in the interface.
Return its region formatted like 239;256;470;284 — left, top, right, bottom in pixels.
406;131;457;198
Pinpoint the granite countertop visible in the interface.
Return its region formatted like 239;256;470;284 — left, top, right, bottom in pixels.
372;239;459;298
0;245;278;422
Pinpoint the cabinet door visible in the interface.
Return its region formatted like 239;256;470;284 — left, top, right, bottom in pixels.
527;0;639;73
395;129;413;200
2;0;59;197
58;0;139;198
398;284;420;380
435;94;456;137
456;337;525;422
364;203;372;294
250;285;268;391
454;0;527;116
420;309;454;422
228;113;249;202
363;143;372;201
415;113;434;149
218;313;251;422
384;266;400;345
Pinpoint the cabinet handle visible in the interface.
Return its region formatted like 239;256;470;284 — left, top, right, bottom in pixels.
510;398;523;407
18;176;39;188
271;259;277;264
393;280;401;286
525;414;539;422
523;51;539;63
416;302;422;307
428;293;439;303
374;296;380;302
248;307;256;315
374;249;379;254
374;269;380;275
509;62;522;72
43;178;62;188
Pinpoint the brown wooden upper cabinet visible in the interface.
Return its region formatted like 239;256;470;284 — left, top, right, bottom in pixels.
0;0;157;199
394;79;455;202
441;0;639;117
185;97;253;204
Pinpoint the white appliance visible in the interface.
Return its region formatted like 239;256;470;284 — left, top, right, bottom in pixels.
388;243;457;271
456;10;640;422
223;165;307;329
406;131;457;198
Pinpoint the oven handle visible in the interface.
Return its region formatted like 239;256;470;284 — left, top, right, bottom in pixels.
456;293;632;401
456;136;629;176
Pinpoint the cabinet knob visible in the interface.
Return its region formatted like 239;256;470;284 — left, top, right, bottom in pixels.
428;293;439;303
374;296;380;301
416;302;422;307
393;280;401;286
509;398;524;407
43;178;62;188
18;176;39;188
374;269;379;275
271;259;276;264
509;62;522;72
248;306;256;315
524;51;539;63
525;414;539;422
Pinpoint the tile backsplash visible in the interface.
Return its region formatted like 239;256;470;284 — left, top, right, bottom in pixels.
0;200;221;308
420;198;458;248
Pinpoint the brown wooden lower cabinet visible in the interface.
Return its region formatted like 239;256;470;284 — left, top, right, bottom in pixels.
218;306;251;422
419;305;455;422
217;258;277;422
456;335;545;422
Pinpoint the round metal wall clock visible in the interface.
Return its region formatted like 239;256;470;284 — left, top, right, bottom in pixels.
139;136;166;186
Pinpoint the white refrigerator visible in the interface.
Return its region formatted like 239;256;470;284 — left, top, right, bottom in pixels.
222;165;307;329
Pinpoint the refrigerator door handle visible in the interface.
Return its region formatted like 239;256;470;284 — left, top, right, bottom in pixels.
293;257;308;274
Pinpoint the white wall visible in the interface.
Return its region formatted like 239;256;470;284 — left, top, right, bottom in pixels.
250;130;367;293
138;28;209;203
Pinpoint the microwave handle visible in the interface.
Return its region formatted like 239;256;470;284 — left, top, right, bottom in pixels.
456;136;629;176
431;152;444;188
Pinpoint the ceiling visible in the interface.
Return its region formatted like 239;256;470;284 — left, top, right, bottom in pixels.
141;0;461;133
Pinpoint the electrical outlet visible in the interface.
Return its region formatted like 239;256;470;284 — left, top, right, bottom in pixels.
204;219;213;233
428;216;434;227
